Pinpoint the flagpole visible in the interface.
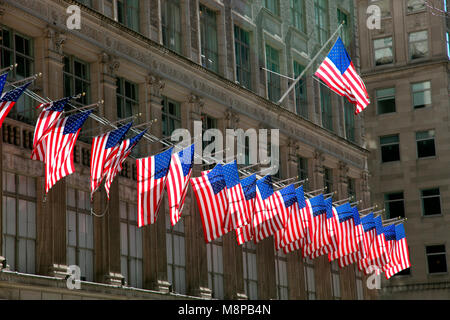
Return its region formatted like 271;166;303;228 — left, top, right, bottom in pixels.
277;22;344;105
0;63;18;74
6;73;42;86
63;100;104;114
333;196;354;205
359;205;378;214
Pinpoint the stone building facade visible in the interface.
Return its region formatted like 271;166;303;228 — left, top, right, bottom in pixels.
0;0;375;300
356;0;450;299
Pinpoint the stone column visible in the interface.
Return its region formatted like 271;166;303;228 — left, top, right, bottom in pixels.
149;0;162;43
285;140;307;299
180;0;192;58
222;110;247;299
34;28;69;278
92;53;124;285
256;237;277;300
184;94;211;298
141;74;170;293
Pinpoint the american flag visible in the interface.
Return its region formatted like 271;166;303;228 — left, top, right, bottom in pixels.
385;224;411;279
0;72;9;96
45;110;92;193
315;37;370;114
329;203;360;261
363;215;389;275
235;174;257;245
191;164;229;243
104;130;146;198
166;144;195;227
273;184;298;251
282;187;312;254
338;206;367;268
311;198;339;259
303;194;330;258
137;146;173;227
379;224;397;275
31;96;73;162
0;82;31;129
222;160;249;231
357;213;378;271
90;122;132;198
253;175;284;243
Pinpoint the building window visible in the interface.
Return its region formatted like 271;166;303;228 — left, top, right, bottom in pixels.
347;177;356;201
161;0;181;54
207;240;224;299
407;0;426;13
314;0;329;45
117;0;140;32
67;188;94;281
116;77;138;120
320;86;333;131
297;157;309;189
304;257;316;300
380;134;400;163
426;245;448;274
323;167;333;193
330;261;341;300
370;0;391;18
234;25;251;90
265;45;281;102
412;81;432;109
344;100;355;142
63;56;91;106
275;249;289;300
355;268;364;299
374;37;393;66
337;8;350;47
243;242;258;300
0;27;34;124
200;4;219;73
421;188;441;216
384;192;405;219
76;0;92;7
166;213;186;294
416;130;436;158
265;0;280;16
162;96;181;137
294;61;308;118
376;87;396;114
291;0;305;33
120;201;143;288
2;172;36;274
409;31;428;60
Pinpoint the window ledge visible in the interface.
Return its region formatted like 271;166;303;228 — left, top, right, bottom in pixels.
421;214;444;218
417;156;437;161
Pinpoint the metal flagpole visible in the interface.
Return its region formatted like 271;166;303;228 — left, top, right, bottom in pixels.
277;22;345;105
6;73;42;86
0;63;18;74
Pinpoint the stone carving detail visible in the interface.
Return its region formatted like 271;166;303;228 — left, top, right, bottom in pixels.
313;150;325;175
338;161;349;184
100;52;120;76
287;139;299;163
225;109;240;129
188;94;204;116
147;74;165;97
361;170;370;193
45;28;66;55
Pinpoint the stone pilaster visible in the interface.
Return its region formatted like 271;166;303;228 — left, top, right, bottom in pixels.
256;237;277;300
141;74;170;293
149;0;162;43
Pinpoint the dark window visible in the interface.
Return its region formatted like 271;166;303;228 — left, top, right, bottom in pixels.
63;56;90;106
314;0;329;45
291;0;305;32
416;130;436;158
298;157;309;189
380;135;400;162
347;177;356;201
243;242;258;299
374;37;393;66
116;77;138;120
234;25;251;90
265;0;280;16
294;61;308;118
162;96;181;137
200;5;219;73
384;192;405;219
426;245;448;274
265;45;281;102
337;8;350;47
320;86;333;131
376;88;396;114
421;188;441;216
344;100;355;142
407;0;426;13
76;0;92;7
161;0;181;54
117;0;140;32
323;167;333;193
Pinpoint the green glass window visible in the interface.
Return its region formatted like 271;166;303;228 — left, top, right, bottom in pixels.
314;0;329;45
347;177;356;201
116;77;138;120
200;5;219;73
380;134;400;162
77;0;92;7
63;56;91;106
376;87;396;114
162;0;181;54
243;242;258;300
407;0;426;13
234;25;251;90
0;27;34;124
416;130;436;158
117;0;140;32
337;8;350;47
265;0;280;16
412;81;432;109
294;61;307;118
374;37;393;66
207;240;224;299
320;86;333;131
265;45;281;102
291;0;305;32
409;31;428;60
162;96;181;137
344;100;355;142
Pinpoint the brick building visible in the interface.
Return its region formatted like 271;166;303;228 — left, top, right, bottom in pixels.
0;0;375;300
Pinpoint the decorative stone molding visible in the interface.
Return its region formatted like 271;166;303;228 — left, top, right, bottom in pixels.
188;94;204;116
45;27;66;55
147;74;165;97
99;52;120;76
48;264;69;279
382;281;450;293
225;109;240;129
361;170;370;193
192;286;212;299
104;272;125;287
152;279;171;294
313;150;325;175
0;256;9;271
338;161;349;184
287;139;299;163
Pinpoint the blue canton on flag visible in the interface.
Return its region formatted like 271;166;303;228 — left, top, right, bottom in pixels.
105;122;133;149
296;186;306;209
179;144;195;177
327;37;351;75
279;184;297;208
324;197;334;219
63;110;93;134
154;147;174;180
241;174;257;201
222;160;240;189
0;82;31;102
309;194;327;216
207;164;227;195
0;73;9;96
361;213;376;232
256;175;274;200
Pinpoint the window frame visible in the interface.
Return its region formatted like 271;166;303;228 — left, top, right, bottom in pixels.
425;244;448;275
161;96;182;138
117;0;140;32
384;191;405;219
265;44;281;103
304;257;316;300
265;0;280;16
330;261;341;300
320;85;333;132
275;247;289;300
116;77;139;120
207;239;225;299
416;129;436;159
323;167;333;195
293;61;308;119
243;242;258;300
408;30;429;61
291;0;305;33
161;0;182;54
406;0;427;14
380;134;400;163
373;36;394;67
166;211;187;295
199;4;219;73
376;87;396;115
234;25;252;90
411;80;432;109
314;0;329;45
420;188;442;217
